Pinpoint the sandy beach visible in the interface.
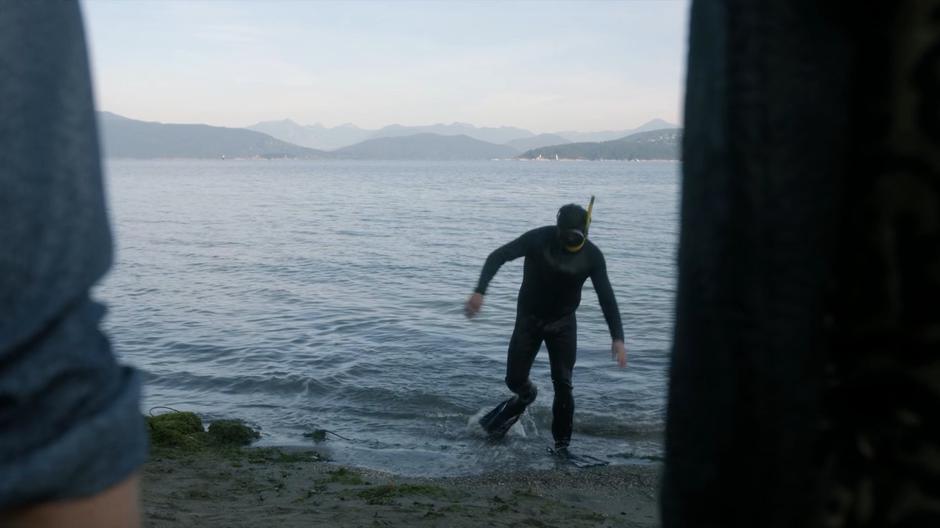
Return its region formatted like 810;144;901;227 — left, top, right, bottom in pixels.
142;446;661;527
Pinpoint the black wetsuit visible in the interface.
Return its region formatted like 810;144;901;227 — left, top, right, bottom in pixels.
475;225;624;447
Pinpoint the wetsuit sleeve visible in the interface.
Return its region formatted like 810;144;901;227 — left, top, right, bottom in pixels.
590;251;625;342
474;229;539;295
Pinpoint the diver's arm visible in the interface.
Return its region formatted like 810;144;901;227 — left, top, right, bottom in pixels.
591;259;627;367
590;252;625;343
473;229;537;295
466;229;538;319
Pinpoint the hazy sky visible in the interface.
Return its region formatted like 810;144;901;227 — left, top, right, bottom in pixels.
81;1;689;133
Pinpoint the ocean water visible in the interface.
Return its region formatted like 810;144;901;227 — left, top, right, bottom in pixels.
95;159;679;476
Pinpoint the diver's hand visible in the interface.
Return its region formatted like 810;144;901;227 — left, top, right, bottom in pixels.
612;340;627;368
465;292;484;319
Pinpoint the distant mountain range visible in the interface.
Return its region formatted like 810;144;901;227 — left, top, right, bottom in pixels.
247;119;372;151
368;123;535;145
98;112;329;159
505;133;572;152
519;129;682;161
246;120;541;150
555;118;677;143
97;112;679;161
334;133;518;160
248;117;677;151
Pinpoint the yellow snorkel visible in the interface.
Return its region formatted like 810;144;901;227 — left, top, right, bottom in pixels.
564;195;594;252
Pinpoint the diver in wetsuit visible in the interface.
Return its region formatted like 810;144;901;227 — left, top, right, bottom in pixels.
465;199;627;451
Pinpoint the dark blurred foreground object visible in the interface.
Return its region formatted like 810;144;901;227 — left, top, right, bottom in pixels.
0;0;148;522
664;1;940;527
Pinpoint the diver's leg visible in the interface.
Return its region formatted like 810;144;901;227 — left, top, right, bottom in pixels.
503;313;542;411
545;313;577;449
479;313;542;436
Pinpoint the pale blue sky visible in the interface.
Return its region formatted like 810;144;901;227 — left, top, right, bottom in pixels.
81;1;689;133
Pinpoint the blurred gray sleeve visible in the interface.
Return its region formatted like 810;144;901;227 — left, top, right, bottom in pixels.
0;1;148;509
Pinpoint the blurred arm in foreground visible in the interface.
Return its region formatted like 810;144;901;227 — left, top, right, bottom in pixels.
0;2;148;526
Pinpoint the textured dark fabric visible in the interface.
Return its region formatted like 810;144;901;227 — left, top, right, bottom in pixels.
817;2;940;526
665;1;940;526
663;0;853;526
0;1;148;509
474;225;624;341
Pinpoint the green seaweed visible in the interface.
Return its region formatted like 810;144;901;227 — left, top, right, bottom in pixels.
242;448;322;464
303;429;329;442
146;412;320;467
357;483;449;505
513;519;556;528
327;467;366;485
146;412;206;450
183;487;212;500
208;419;261;446
573;511;606;522
512;487;540;498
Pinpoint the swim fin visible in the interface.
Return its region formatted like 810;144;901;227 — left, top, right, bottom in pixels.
479;397;525;440
547;446;609;468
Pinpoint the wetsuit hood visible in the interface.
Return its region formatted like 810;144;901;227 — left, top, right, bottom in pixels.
556;197;594;252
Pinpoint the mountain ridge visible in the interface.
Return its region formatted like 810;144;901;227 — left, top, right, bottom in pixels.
556;118;677;143
99;111;680;160
519;128;682;161
505;133;571;152
334;133;519;160
98;112;331;159
247;117;677;151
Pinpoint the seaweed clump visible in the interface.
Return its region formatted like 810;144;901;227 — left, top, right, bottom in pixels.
146;412;261;451
303;429;328;442
147;412;207;450
208;419;262;446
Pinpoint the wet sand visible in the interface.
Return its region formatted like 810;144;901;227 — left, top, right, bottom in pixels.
142;448;661;527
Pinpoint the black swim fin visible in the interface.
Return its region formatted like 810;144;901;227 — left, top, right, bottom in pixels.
479;397;525;440
547;446;609;468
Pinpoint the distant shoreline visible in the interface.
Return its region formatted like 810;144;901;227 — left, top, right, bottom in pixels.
512;158;680;162
98;112;680;162
102;156;681;162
